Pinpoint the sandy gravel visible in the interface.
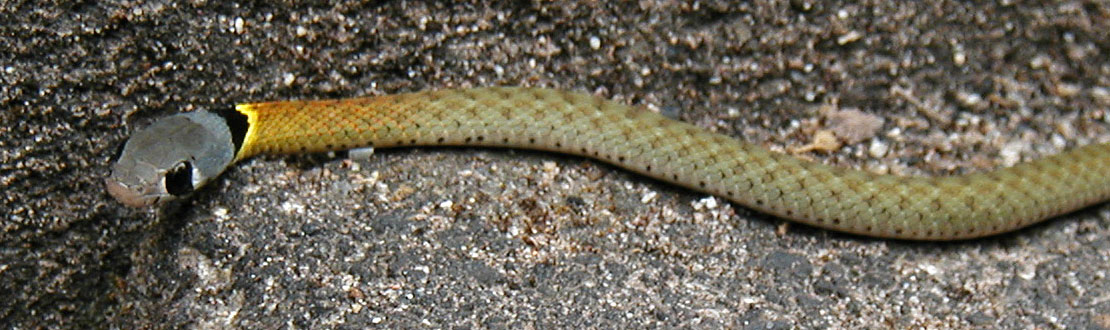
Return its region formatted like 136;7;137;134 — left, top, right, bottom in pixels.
3;1;1109;328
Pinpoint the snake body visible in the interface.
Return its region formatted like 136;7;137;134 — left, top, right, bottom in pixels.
107;87;1110;240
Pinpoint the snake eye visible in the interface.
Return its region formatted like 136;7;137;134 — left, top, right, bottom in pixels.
165;161;195;196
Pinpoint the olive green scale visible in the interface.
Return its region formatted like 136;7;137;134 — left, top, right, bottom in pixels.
233;87;1110;240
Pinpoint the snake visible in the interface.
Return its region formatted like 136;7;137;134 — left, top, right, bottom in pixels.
106;87;1110;240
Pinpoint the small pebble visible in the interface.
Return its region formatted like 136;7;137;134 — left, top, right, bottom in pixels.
826;108;884;144
868;140;889;158
1054;83;1080;98
348;147;376;160
703;197;718;209
837;30;862;45
1000;141;1025;166
1092;87;1110;106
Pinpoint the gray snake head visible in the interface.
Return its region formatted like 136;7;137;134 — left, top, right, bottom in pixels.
106;111;237;208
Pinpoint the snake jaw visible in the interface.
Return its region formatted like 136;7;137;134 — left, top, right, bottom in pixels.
104;175;165;208
104;158;168;207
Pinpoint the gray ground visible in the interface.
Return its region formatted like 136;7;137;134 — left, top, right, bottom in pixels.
3;0;1110;328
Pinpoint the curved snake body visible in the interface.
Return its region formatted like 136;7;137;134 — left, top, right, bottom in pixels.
106;87;1110;240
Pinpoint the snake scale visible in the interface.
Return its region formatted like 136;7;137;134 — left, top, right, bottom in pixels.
106;87;1110;240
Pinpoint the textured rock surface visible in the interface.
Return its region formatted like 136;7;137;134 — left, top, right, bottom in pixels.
3;1;1109;328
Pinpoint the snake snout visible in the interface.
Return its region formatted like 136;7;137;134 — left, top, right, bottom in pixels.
105;177;158;208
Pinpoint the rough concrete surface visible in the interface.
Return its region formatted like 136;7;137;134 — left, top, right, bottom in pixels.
3;1;1110;328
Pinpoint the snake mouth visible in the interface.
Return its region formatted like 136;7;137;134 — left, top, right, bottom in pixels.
104;177;169;208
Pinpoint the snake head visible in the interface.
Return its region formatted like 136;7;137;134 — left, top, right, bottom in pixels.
106;111;237;208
